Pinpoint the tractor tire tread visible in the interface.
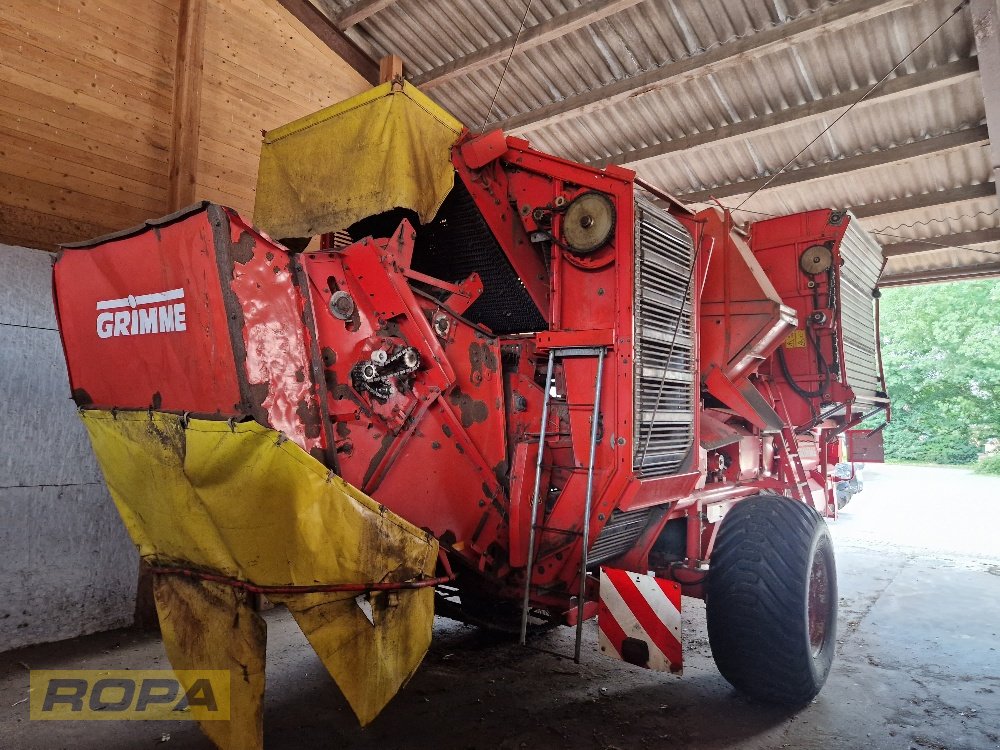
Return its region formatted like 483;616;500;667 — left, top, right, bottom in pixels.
706;495;836;705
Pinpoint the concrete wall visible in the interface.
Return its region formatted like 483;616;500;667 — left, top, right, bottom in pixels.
0;244;137;652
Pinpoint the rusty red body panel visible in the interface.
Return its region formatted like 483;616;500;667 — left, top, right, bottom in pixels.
53;130;888;622
55;204;330;462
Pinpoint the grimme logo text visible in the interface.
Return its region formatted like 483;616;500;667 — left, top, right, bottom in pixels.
96;288;187;339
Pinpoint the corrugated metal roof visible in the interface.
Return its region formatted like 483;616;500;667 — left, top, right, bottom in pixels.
317;0;1000;284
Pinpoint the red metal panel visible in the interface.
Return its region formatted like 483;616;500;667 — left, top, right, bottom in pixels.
847;429;885;462
54;207;242;415
221;209;325;457
301;223;508;571
54;204;327;458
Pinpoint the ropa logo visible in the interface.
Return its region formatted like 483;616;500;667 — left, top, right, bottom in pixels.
30;669;230;721
96;288;187;339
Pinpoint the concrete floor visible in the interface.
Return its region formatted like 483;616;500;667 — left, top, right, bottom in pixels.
2;463;999;749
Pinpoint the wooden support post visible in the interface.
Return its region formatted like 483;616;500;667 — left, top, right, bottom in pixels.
167;0;207;212
379;54;403;84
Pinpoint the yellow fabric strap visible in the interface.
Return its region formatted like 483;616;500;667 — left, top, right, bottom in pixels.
254;81;463;239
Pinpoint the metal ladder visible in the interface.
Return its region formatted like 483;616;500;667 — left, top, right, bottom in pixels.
519;346;606;664
769;386;810;501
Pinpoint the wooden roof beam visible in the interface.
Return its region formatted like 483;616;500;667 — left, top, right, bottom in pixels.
494;0;921;134
678;125;990;204
588;57;979;169
279;0;379;83
334;0;398;29
849;182;997;218
411;0;646;90
167;0;207;212
878;227;1000;257
881;260;1000;285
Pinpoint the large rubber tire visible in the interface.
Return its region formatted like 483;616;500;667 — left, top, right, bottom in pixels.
706;494;837;705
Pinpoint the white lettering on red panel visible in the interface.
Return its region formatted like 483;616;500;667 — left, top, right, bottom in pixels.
96;288;187;339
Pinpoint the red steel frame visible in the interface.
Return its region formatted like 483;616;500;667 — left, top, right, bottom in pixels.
54;130;886;623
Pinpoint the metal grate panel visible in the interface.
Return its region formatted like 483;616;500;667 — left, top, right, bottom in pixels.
838;213;886;402
588;508;654;566
633;198;696;478
410;176;548;335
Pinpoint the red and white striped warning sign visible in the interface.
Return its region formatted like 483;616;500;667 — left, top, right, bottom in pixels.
598;567;682;673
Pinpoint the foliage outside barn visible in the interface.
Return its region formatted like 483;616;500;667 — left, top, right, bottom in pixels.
876;279;1000;468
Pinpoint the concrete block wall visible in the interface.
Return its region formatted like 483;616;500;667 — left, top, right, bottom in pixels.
0;244;137;652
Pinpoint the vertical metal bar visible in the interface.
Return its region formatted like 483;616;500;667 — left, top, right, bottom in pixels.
574;347;605;663
520;349;556;645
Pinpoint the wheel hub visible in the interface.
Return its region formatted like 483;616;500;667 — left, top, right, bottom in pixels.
807;552;831;657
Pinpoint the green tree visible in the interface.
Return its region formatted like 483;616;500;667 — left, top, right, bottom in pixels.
876;279;1000;464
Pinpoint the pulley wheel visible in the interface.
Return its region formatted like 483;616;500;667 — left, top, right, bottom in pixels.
800;245;833;275
562;192;615;254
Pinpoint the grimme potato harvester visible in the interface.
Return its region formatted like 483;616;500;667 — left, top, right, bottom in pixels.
53;82;888;748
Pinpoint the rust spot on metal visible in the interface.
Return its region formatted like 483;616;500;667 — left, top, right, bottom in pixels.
247;382;270;414
441;423;452;437
469;341;499;374
362;431;396;489
295;399;322;440
455;442;464;454
335;422;351;438
294;368;306;383
493;460;509;487
431;441;441;450
151;391;162;410
71;388;93;406
376;318;402;338
231;231;255;265
449;388;489;427
321;347;337;367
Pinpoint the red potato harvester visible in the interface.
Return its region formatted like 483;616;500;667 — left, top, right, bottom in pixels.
52;82;888;748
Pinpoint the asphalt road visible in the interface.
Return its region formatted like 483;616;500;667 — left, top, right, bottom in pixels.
2;463;998;749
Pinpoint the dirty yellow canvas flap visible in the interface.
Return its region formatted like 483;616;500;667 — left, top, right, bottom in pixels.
79;410;438;586
79;410;440;731
154;576;266;750
254;81;463;240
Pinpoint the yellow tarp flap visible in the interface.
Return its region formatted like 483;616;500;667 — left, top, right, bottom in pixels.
80;410;439;737
154;576;265;750
274;589;434;726
254;81;463;239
